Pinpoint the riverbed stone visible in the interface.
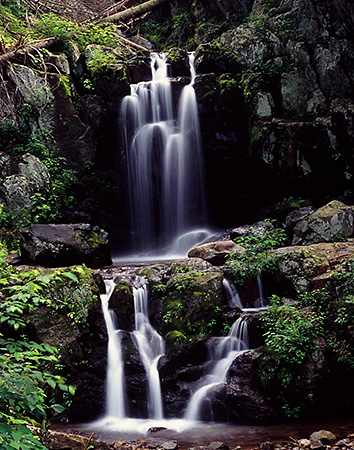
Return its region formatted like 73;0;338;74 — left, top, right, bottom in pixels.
310;431;337;446
188;240;245;265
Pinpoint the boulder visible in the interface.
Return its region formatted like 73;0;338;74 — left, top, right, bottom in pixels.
273;240;354;293
0;153;51;214
188;240;245;265
309;430;337;447
20;223;112;268
293;201;354;245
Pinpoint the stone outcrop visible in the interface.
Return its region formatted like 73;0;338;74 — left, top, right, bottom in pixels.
272;240;354;293
20;223;112;268
292;200;354;245
0;152;51;214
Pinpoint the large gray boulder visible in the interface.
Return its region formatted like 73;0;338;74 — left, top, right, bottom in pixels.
0;152;51;214
20;223;112;268
293;200;354;244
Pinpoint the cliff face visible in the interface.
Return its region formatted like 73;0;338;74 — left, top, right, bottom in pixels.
179;0;354;225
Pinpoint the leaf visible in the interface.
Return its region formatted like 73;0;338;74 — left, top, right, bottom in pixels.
46;378;56;389
51;403;65;413
63;272;78;283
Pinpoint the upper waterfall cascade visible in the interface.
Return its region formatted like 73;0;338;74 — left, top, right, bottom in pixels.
120;53;210;258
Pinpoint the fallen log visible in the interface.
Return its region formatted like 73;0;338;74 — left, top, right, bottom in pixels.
98;0;170;24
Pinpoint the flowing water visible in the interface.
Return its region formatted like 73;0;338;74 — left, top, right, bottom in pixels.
132;285;165;420
100;279;127;419
184;317;250;422
120;52;209;258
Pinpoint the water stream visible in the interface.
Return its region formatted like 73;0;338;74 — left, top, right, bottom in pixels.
132;284;165;420
119;52;210;259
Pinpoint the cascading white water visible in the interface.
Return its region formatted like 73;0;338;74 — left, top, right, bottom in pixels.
132;285;165;419
184;317;249;421
120;52;208;257
101;280;127;419
223;278;243;309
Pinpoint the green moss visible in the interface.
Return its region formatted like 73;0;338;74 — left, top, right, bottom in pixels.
60;75;72;99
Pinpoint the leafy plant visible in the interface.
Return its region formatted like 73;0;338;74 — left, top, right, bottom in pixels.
258;295;325;417
226;220;287;285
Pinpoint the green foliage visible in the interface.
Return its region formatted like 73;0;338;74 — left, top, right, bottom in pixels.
226;221;287;285
259;295;324;417
86;49;116;76
218;74;238;95
33;15;124;52
0;423;48;450
141;6;194;49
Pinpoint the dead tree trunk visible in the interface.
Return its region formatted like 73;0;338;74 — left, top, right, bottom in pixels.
98;0;170;24
0;38;58;67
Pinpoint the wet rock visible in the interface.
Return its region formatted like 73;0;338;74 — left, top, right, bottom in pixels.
310;431;337;446
293;201;354;245
298;439;311;447
161;440;178;450
207;442;229;450
167;48;190;77
188;240;245;265
260;442;274;450
286;206;317;232
7;63;54;106
273;240;354;293
20;223;112;268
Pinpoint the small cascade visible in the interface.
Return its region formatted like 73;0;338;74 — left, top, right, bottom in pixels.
223;278;243;309
132;284;165;419
184;317;249;422
120;52;209;257
223;275;268;312
101;280;127;419
256;271;267;308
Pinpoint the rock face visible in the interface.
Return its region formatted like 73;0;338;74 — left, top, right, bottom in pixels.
292;200;354;244
189;0;354;225
0;152;51;214
273;240;354;293
20;223;112;268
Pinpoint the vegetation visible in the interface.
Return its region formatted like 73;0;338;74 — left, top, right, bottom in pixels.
226;220;288;285
0;244;99;448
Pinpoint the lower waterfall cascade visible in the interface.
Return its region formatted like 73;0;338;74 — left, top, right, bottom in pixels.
90;275;268;436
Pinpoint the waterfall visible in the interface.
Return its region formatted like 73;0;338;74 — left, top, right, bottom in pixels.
132;285;165;419
101;280;127;419
120;52;209;257
184;317;249;422
223;278;243;309
223;276;268;312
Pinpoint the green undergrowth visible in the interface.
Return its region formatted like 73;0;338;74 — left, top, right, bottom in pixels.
0;246;98;448
226;220;288;285
259;276;354;417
